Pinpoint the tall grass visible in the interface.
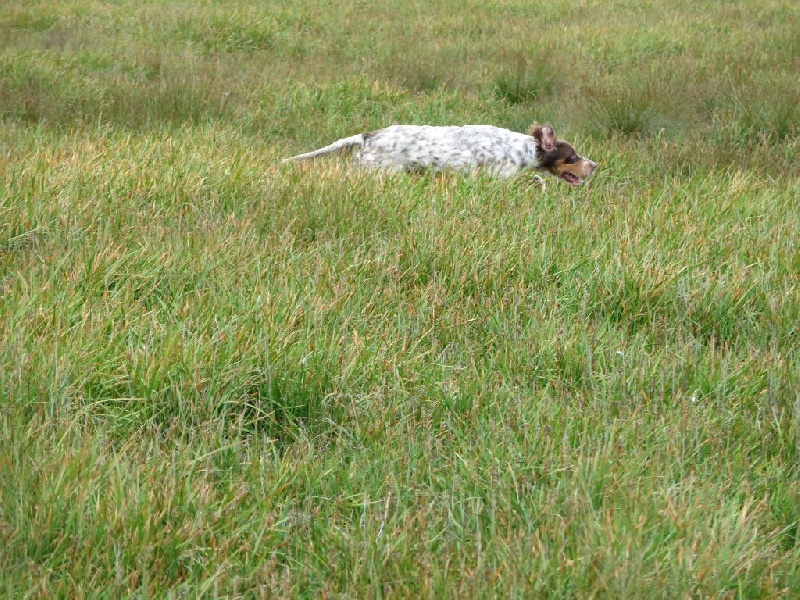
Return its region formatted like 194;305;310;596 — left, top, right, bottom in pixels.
1;0;799;596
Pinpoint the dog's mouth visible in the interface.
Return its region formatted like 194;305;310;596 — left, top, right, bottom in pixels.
561;172;581;186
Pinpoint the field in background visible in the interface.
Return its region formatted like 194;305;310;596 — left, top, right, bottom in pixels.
1;0;799;596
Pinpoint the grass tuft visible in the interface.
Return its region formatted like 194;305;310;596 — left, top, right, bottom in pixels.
493;53;555;105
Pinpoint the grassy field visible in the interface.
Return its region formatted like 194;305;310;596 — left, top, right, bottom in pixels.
1;0;799;596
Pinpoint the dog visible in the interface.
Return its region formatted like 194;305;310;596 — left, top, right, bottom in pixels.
282;123;597;186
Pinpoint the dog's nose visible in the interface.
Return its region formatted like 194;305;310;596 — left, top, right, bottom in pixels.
587;160;598;174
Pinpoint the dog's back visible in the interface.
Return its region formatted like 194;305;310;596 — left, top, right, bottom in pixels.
356;125;538;175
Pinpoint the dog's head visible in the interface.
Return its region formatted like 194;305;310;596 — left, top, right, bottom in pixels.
539;140;597;186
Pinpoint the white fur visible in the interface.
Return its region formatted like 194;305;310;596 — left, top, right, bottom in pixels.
283;125;546;177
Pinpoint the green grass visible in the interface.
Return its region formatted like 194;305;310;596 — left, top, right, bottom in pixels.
1;0;799;596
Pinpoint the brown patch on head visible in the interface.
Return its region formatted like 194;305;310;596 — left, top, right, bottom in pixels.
540;140;597;186
528;123;557;156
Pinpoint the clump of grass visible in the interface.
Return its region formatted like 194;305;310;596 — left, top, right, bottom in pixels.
175;13;276;54
2;11;60;32
582;77;673;138
493;52;555;105
379;51;462;93
709;82;800;148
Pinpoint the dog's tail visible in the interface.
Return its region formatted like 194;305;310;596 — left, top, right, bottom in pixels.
281;134;366;163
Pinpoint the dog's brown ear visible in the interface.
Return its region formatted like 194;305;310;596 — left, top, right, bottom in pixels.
528;123;556;153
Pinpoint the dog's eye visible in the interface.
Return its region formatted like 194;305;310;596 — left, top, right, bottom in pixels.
564;155;579;164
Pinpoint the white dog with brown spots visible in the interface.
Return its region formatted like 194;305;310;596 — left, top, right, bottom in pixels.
283;123;597;186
